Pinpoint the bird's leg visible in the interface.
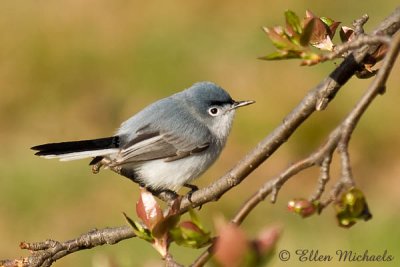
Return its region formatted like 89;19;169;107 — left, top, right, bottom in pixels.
146;187;180;205
183;183;199;204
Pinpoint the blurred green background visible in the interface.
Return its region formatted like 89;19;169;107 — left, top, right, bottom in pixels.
1;1;399;266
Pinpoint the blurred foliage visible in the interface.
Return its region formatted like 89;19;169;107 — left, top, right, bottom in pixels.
0;1;399;266
213;220;280;267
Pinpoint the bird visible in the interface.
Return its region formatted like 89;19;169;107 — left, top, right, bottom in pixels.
31;82;254;198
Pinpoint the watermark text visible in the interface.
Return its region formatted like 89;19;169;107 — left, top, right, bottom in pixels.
277;249;394;263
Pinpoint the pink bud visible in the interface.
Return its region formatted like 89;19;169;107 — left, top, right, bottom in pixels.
288;198;316;218
136;188;164;230
214;221;248;267
254;226;281;254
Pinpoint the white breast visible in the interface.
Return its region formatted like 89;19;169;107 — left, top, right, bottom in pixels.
132;146;220;191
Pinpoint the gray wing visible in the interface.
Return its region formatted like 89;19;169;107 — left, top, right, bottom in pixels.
113;124;211;165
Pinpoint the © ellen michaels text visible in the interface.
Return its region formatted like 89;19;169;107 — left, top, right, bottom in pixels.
295;249;394;263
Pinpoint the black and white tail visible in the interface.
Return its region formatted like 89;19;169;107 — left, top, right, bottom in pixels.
31;136;120;161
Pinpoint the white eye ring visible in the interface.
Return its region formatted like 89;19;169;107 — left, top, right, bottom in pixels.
208;107;220;116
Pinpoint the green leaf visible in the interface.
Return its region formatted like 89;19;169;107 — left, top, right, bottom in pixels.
285;10;302;35
259;50;301;61
299;51;323;66
188;209;204;230
263;26;295;50
244;247;276;267
169;228;184;244
261;9;340;64
123;212;154;242
182;226;211;248
169;222;211;249
320;16;335;27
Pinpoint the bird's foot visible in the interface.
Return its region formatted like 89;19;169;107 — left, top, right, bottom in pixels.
147;187;180;205
183;183;199;203
91;162;103;174
183;183;202;210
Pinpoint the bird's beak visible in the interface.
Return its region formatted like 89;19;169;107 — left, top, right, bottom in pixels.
231;100;255;110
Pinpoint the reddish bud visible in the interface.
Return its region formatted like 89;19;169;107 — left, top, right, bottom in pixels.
254;226;281;254
136;188;164;230
288;198;317;218
180;221;203;233
214;220;248;267
305;10;316;18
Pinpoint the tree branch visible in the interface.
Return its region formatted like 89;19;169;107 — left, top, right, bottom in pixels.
191;17;400;267
191;30;400;267
322;35;390;61
236;28;399;221
0;227;135;267
310;155;332;202
178;6;400;213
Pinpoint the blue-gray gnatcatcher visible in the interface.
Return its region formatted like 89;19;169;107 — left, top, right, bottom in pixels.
32;82;254;197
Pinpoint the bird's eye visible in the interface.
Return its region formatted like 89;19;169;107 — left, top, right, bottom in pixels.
208;107;220;116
